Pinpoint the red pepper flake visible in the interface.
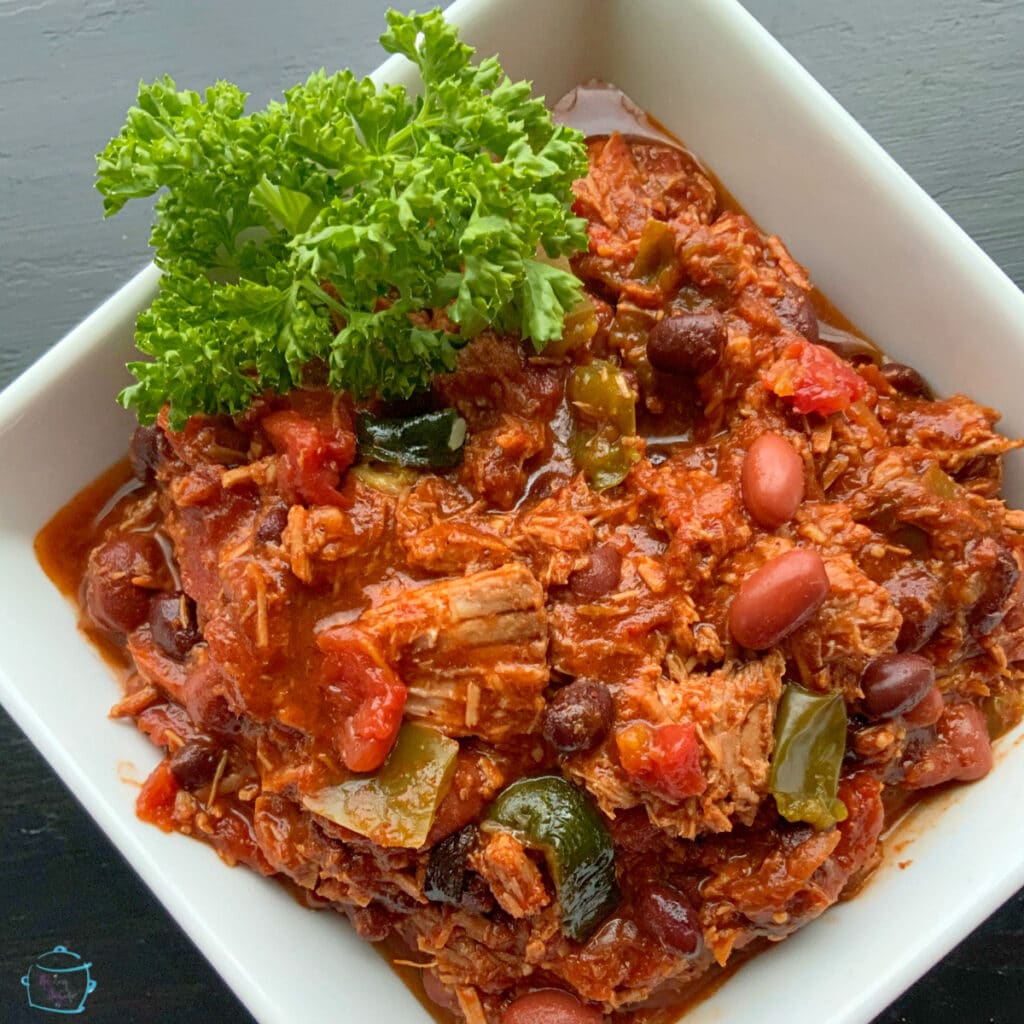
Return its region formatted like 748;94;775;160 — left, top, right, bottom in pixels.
764;340;868;416
616;721;706;801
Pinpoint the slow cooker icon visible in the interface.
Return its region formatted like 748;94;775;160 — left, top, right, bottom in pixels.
20;946;97;1014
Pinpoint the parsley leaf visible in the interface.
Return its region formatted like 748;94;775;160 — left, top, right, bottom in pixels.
96;8;588;428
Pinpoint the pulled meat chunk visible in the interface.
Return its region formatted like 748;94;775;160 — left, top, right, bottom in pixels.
360;563;550;742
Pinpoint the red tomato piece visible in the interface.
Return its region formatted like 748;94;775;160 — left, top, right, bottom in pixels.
616;721;706;801
136;760;181;832
262;401;356;508
764;340;868;416
318;627;406;773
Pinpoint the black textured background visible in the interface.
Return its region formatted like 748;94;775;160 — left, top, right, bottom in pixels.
1;2;1021;1022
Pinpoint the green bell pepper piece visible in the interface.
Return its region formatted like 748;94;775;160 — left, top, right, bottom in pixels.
357;408;467;469
769;684;849;830
567;360;639;490
567;360;637;436
569;426;640;491
483;775;620;941
302;723;458;848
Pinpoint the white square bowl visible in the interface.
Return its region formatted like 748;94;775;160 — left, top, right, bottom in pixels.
1;1;1023;1022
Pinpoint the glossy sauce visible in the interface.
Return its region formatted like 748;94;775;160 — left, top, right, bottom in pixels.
35;458;138;671
554;82;876;349
32;81;1004;1024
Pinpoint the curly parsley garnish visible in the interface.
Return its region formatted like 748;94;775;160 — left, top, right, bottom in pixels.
96;9;588;428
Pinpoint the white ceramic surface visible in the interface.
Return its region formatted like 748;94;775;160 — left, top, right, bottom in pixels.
1;1;1022;1023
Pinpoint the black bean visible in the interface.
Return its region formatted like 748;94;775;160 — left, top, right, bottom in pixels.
542;681;614;754
168;738;220;788
129;424;169;482
149;591;201;659
967;538;1019;636
883;566;945;652
817;323;883;365
647;311;726;375
635;883;702;956
569;545;622;600
425;825;478;904
880;362;931;399
458;874;495;915
256;504;290;543
774;281;819;344
861;653;935;719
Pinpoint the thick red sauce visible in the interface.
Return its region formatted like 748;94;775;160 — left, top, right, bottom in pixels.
34;84;1024;1024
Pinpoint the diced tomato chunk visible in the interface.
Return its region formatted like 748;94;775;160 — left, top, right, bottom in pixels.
262;398;356;508
318;627;406;773
616;721;706;801
764;340;868;416
136;760;181;832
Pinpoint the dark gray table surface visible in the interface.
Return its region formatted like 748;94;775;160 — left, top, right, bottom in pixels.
1;2;1021;1022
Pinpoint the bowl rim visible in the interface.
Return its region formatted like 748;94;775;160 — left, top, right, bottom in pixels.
1;3;1023;1024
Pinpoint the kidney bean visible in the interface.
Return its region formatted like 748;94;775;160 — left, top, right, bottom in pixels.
646;311;726;375
149;591;201;660
902;685;944;728
940;703;993;781
422;971;461;1015
502;990;604;1024
967;538;1019;636
740;432;805;529
635;883;702;957
167;737;220;788
129;424;170;482
543;681;614;754
84;534;162;635
861;653;935;720
728;548;830;650
774;281;819;344
880;362;931;399
905;703;993;788
569;545;622;599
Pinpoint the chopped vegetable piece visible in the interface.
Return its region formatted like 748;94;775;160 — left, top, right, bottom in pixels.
483;775;619;941
769;684;848;830
263;407;356;507
317;627;407;773
616;721;706;801
567;360;639;489
568;360;637;435
350;462;420;493
632;218;683;294
357;408;467;469
302;723;458;848
921;463;959;499
543;298;599;359
764;339;868;416
570;427;639;491
97;9;589;427
136;759;181;833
